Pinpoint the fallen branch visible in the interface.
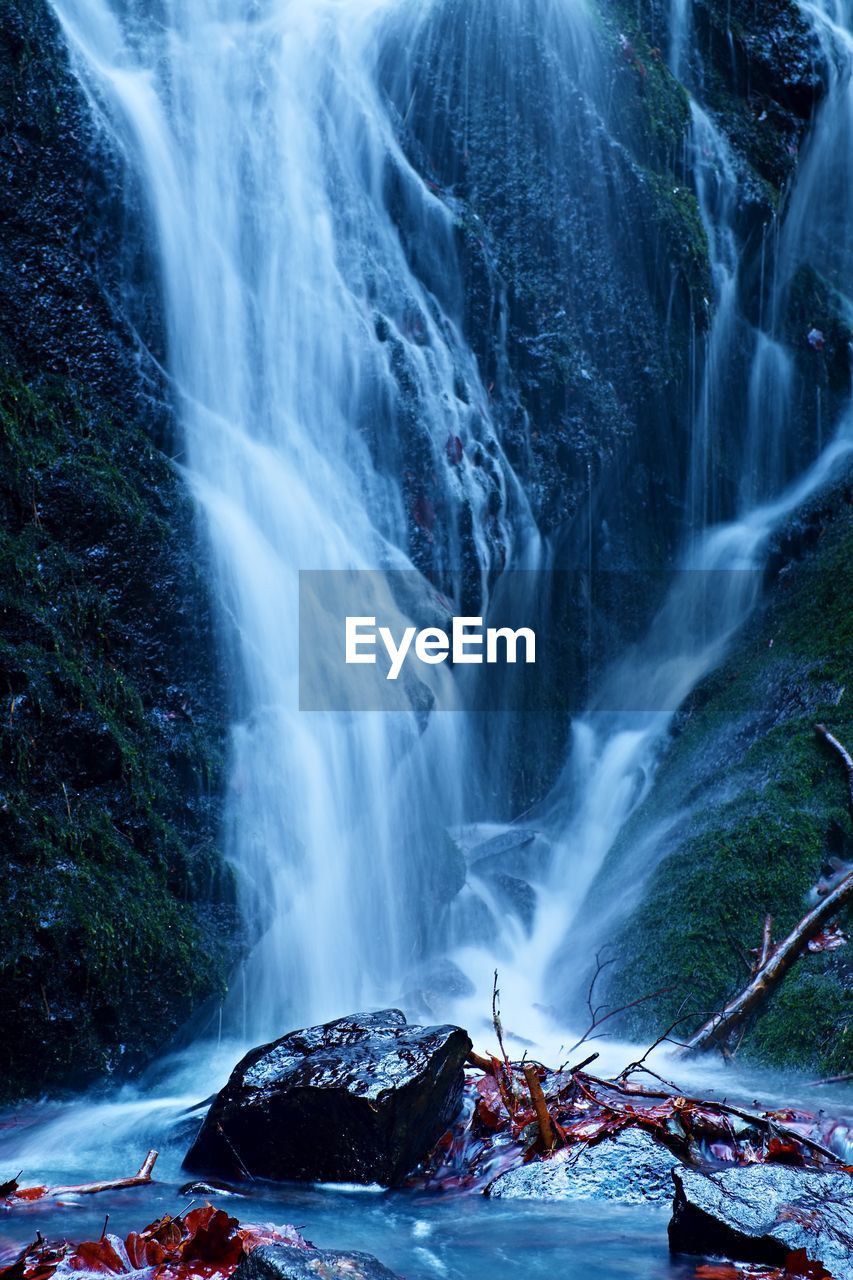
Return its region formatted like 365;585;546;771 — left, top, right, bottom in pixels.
567;1051;599;1074
522;1063;558;1152
679;868;853;1058
466;1050;494;1073
756;913;774;971
680;724;853;1059
7;1151;159;1202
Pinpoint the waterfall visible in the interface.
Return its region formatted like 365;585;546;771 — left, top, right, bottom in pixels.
446;0;853;1046
47;0;853;1059
48;0;550;1039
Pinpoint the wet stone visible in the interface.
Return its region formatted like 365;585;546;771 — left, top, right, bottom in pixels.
487;1128;682;1204
233;1244;401;1280
183;1009;471;1186
669;1165;853;1280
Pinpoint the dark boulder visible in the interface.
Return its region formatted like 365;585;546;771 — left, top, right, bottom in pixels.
669;1165;853;1280
184;1009;471;1186
234;1244;400;1280
487;1128;681;1204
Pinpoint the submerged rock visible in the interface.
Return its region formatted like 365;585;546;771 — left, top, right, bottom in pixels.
183;1009;471;1185
234;1244;400;1280
487;1128;682;1204
669;1165;853;1280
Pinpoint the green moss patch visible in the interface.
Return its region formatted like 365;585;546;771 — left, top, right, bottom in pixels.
0;352;239;1099
590;481;853;1074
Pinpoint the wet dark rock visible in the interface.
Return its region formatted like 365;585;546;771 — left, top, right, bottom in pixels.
234;1244;401;1280
669;1165;853;1280
487;1129;682;1204
401;958;475;1020
0;0;238;1100
468;830;551;883
184;1010;472;1186
481;873;537;933
178;1180;242;1197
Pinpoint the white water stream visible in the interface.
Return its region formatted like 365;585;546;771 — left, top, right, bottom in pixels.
6;0;849;1187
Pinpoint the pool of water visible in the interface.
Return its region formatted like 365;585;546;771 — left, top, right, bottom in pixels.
0;1078;679;1280
0;1171;688;1280
1;1043;849;1280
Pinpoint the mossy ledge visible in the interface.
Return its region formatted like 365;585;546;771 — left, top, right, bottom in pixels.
585;476;853;1076
0;0;240;1099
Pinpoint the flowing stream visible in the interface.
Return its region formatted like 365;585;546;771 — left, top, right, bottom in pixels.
3;0;853;1273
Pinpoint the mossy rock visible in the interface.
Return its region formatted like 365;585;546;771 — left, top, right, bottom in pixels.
585;476;853;1075
0;0;240;1099
0;353;241;1098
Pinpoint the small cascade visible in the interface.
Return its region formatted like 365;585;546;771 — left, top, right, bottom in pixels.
43;0;853;1059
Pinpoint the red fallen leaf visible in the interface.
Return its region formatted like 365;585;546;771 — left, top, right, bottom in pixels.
765;1109;817;1125
0;1206;308;1280
68;1236;129;1274
0;1242;70;1280
560;1114;631;1144
807;926;846;953
124;1235;166;1270
432;1130;455;1154
695;1266;746;1279
783;1249;833;1279
676;1104;738;1140
9;1190;46;1204
475;1075;505;1130
765;1138;806;1167
181;1209;243;1266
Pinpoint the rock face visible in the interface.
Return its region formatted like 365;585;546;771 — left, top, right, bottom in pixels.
0;0;238;1100
586;477;853;1076
670;1165;853;1280
184;1010;471;1186
487;1129;681;1204
234;1245;400;1280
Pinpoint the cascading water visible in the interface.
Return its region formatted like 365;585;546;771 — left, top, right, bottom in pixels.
47;0;550;1039
446;0;853;1047
1;2;852;1275
43;0;853;1057
2;0;850;1225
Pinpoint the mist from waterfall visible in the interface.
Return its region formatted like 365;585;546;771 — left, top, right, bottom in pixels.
46;0;853;1065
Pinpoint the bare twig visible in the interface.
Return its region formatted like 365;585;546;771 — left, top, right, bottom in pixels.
619;1007;695;1079
586;948;616;1028
522;1063;558;1152
12;1151;160;1201
567;983;675;1054
492;971;518;1118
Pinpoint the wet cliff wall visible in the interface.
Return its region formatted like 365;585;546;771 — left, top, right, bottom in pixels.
0;1;241;1099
